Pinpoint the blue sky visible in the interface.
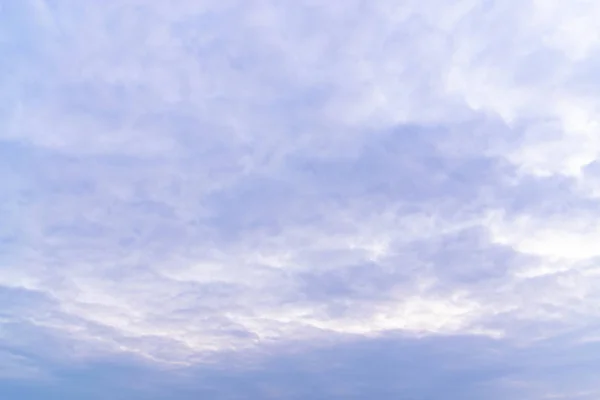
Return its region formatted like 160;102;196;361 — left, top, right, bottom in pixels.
2;0;600;398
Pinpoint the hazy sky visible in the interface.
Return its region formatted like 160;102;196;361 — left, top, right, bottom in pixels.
2;0;600;399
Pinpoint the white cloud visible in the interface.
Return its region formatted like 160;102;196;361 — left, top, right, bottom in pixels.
3;2;600;382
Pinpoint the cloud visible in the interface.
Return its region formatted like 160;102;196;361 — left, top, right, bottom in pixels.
3;0;600;397
2;333;600;399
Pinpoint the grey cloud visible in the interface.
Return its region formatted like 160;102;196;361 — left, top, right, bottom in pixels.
4;333;599;399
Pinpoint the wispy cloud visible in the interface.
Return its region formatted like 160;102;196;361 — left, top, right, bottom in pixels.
3;0;600;398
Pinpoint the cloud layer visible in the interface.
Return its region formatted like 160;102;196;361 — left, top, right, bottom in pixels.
3;0;600;398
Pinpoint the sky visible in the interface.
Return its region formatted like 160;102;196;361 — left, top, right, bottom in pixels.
2;0;600;398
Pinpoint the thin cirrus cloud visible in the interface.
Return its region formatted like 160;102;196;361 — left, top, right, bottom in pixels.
2;0;600;398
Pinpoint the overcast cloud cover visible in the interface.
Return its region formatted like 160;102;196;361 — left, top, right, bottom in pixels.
2;0;600;398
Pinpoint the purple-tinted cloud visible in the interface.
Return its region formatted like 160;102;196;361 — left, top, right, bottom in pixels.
3;0;600;398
